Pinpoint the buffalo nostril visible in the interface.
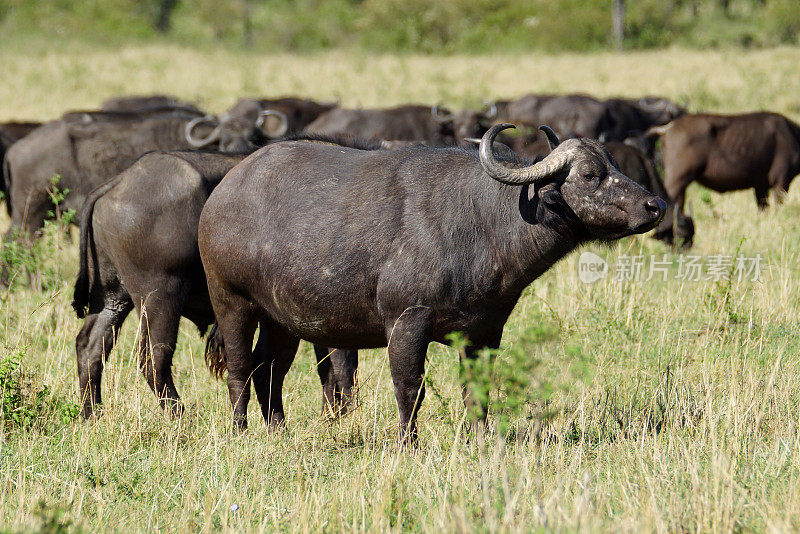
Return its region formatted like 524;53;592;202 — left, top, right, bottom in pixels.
646;198;667;220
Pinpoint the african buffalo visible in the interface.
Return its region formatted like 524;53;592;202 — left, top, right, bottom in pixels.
652;112;800;217
3;107;210;239
72;146;359;418
304;104;456;145
185;97;337;152
197;124;666;439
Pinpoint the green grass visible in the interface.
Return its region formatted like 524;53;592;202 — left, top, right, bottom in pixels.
2;43;800;531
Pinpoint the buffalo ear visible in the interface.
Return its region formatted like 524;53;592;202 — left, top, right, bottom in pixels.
540;186;563;207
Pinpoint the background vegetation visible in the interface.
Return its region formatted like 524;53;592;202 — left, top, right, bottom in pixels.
1;41;800;531
1;0;799;53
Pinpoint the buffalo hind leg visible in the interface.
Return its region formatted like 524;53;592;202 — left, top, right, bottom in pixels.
210;290;259;431
135;285;188;415
386;306;433;445
252;322;300;430
314;346;358;418
75;299;133;418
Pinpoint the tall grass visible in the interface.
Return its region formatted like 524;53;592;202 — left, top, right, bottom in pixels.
2;44;800;531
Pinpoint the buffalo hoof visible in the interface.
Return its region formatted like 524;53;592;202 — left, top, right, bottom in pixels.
159;399;185;418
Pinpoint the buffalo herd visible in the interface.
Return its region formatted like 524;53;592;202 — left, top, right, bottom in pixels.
1;91;797;441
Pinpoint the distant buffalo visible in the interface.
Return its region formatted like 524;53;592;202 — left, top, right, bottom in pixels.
652;112;800;220
197;124;665;438
3;107;209;239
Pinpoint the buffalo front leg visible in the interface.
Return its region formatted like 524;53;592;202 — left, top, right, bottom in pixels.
252;323;300;430
314;346;358;417
75;302;132;418
386;307;433;445
459;339;500;436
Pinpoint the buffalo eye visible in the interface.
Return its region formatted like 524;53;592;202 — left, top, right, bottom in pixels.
583;172;596;182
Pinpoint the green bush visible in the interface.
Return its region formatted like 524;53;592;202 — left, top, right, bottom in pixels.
0;351;79;432
761;0;800;45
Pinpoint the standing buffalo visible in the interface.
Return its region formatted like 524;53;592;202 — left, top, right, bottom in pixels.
72;146;359;418
185;97;337;152
3;107;209;239
197;124;665;439
304;104;457;144
652;112;800;218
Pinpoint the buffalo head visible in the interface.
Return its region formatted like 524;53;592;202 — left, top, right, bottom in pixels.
480;124;666;240
185;100;290;152
433;102;499;146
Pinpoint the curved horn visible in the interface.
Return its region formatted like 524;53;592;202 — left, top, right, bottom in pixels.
539;125;561;151
431;103;453;123
465;136;515;160
185;115;222;148
480;124;572;185
256;109;289;138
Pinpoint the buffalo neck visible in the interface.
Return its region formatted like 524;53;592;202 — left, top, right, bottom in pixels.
455;164;584;302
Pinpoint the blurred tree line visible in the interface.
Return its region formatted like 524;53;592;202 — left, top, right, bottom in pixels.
0;0;797;52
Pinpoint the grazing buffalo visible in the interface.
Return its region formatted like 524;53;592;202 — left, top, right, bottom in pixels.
72;146;359;418
3;107;209;239
101;94;202;114
197;124;666;439
304;104;456;145
1;121;42;207
652;112;800;217
186;97;337;152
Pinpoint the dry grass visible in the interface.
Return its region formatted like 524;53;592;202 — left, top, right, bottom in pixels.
2;44;800;532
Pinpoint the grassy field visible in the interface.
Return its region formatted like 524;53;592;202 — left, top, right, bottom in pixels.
2;44;800;532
